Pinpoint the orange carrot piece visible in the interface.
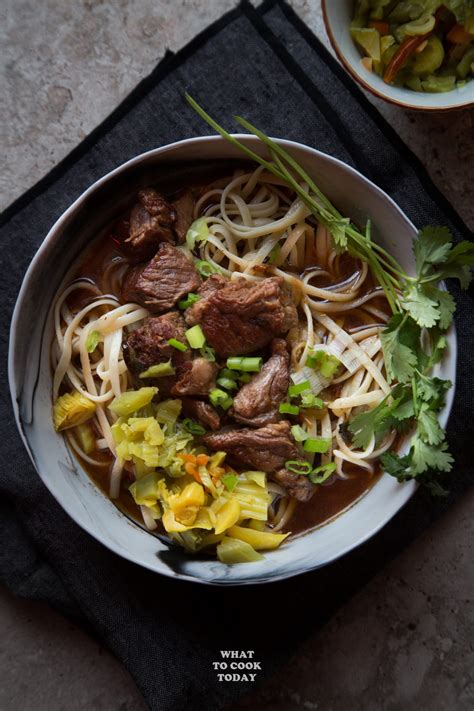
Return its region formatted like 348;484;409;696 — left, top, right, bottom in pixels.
369;20;390;34
447;23;473;44
177;453;196;463
196;453;209;466
185;461;202;483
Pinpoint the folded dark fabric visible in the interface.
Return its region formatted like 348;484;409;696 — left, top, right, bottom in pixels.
0;2;472;710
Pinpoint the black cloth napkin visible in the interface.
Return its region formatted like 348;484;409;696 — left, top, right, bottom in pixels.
1;1;472;709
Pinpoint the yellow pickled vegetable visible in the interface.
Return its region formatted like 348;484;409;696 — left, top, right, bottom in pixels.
129;472;163;506
350;27;381;61
412;35;444;76
154;399;182;425
53;391;96;431
169;482;206;526
211;497;241;535
227;526;290;551
243;471;266;487
162;507;214;533
108;387;158;417
216;537;263;564
75;422;96;454
225;480;270;521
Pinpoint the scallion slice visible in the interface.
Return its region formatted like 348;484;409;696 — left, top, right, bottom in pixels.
195;260;220;278
178;293;200;309
226;357;262;372
168;338;187;352
303;437;332;453
216;377;238;391
200;345;216;362
85;330;100;354
288;381;310;397
285;460;312;475
279;403;300;415
185;324;206;349
139;360;175;378
309;462;336;484
222;472;238;492
291;424;308;442
182;418;206;436
300;393;324;409
209;388;233;410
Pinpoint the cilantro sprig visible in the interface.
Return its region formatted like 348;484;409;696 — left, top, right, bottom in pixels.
186;96;474;493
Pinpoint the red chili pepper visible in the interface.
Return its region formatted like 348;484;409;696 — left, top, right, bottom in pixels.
383;7;447;84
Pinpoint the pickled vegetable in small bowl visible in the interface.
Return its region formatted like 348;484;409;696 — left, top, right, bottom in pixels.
322;0;474;110
351;1;474;93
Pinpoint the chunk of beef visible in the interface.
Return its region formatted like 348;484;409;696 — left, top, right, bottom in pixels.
123;312;190;395
171;189;195;243
181;399;221;431
125;188;177;259
122;242;201;312
171;357;218;397
204;421;299;473
185;276;298;357
273;468;316;503
231;339;290;427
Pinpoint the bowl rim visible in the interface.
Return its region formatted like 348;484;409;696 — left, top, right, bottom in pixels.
8;134;457;584
321;0;474;112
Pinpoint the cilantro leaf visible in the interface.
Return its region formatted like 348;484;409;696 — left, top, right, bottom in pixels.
413;227;453;275
380;450;413;481
381;314;419;383
416;373;451;409
417;403;444;445
411;436;453;475
402;287;439;328
330;218;350;251
348;392;403;449
424;286;456;330
413;226;453;274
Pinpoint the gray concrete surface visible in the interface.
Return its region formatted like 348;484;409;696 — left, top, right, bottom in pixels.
1;1;473;710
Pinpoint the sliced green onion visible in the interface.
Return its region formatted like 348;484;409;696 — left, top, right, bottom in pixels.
285;460;312;475
309;462;336;484
300;393;324;409
139;360;175;378
216;377;239;391
186;218;209;250
238;373;252;383
222;472;238;492
182;418;206;436
85;330;100;354
279;403;300;415
185;324;206;349
306;350;340;378
178;293;200;309
226;357;263;372
168;338;187;352
195;260;220;278
200;345;216;362
303;437;332;453
209;388;233;410
219;368;240;381
291;424;308;442
268;243;281;264
288;381;311;397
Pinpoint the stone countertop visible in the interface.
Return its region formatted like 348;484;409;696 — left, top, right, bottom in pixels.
1;2;473;710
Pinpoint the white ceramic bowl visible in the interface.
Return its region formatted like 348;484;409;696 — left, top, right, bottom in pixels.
8;135;456;585
322;0;474;111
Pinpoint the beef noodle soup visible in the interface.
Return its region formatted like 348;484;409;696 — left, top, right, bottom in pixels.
51;161;396;563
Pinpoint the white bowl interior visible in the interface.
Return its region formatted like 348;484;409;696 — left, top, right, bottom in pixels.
323;0;474;110
9;136;456;585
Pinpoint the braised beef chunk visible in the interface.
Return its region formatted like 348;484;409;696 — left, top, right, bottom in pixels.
231;339;290;427
172;358;218;397
185;276;298;357
126;188;176;259
273;468;316;503
181;399;221;431
123;312;190;389
122;243;201;312
171;189;195;243
204;421;299;473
